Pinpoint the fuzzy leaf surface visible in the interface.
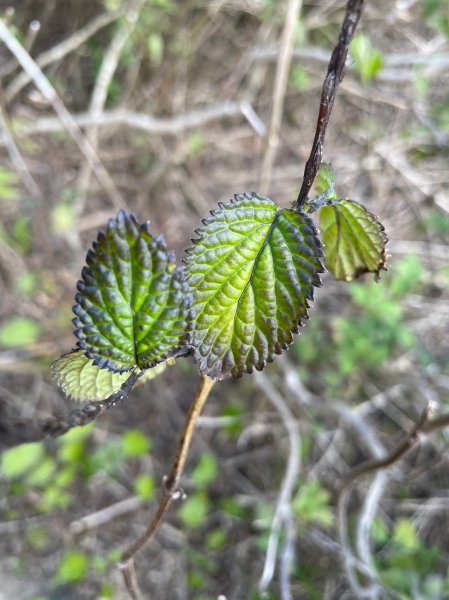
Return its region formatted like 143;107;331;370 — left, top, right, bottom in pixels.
319;199;387;281
185;193;324;379
52;350;167;402
73;210;190;372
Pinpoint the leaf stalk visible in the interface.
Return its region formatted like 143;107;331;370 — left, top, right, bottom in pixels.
119;374;215;598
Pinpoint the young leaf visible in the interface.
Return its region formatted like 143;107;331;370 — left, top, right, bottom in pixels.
72;210;191;373
52;350;130;401
52;350;168;402
185;193;324;379
319;199;387;281
314;163;337;199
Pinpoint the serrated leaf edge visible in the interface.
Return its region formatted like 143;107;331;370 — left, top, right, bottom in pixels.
184;193;325;379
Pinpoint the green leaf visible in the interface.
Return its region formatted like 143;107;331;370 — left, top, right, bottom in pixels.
73;210;191;373
350;33;384;83
314;163;338;200
319;199;387;281
52;349;130;401
52;349;167;402
179;491;210;528
393;518;420;551
1;442;45;479
55;550;88;584
133;473;155;501
0;316;41;348
192;452;218;488
25;457;56;486
292;480;334;527
185;193;324;379
121;429;151;456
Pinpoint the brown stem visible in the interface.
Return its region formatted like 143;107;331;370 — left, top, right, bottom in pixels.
119;374;215;597
340;405;430;492
295;0;365;207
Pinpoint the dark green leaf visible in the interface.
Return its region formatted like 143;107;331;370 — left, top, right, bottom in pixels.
319;199;388;281
73;210;191;372
185;193;324;379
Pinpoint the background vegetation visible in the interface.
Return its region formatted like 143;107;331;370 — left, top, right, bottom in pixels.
0;0;448;598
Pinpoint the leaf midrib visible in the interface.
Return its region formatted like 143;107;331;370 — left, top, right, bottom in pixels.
204;211;284;364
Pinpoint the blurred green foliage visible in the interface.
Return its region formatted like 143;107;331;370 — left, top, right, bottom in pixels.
350;33;384;83
1;442;45;478
290;65;311;91
294;254;423;388
423;0;449;36
292;480;334;528
376;516;449;598
55;550;88;584
0;316;41;348
121;429;151;456
0;166;20;200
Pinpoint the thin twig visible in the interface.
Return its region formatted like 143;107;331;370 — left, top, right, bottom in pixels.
0;103;42;198
333;405;433;597
12;102;244;137
341;405;430;489
0;371;140;448
280;360;388;597
355;471;388;599
337;486;380;599
254;372;301;600
295;0;365;206
259;0;303;196
338;406;388;599
0;18;124;209
4;9;125;102
75;0;144;215
70;496;144;535
254;46;449;82
119;374;215;599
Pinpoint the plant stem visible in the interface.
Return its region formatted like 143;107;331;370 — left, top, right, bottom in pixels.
119;374;215;597
0;369;141;448
295;0;365;207
340;404;430;490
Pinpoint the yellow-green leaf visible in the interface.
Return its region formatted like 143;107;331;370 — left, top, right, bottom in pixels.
52;350;130;402
185;193;324;379
319;199;387;281
52;350;167;402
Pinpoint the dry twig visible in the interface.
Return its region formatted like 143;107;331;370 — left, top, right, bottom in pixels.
0;18;124;208
4;8;125;102
0;103;42;198
11;102;244;137
75;0;144;214
259;0;303;196
254;372;301;600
